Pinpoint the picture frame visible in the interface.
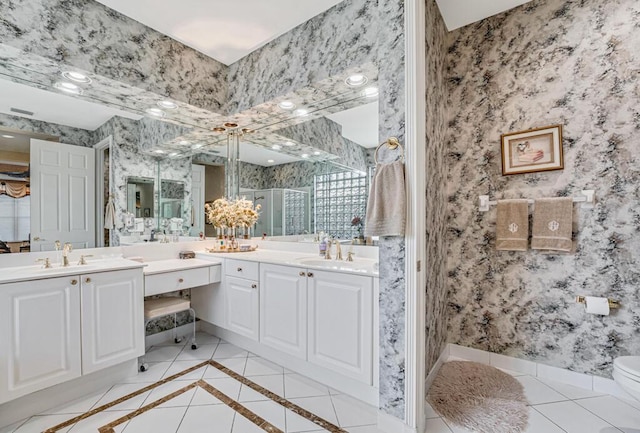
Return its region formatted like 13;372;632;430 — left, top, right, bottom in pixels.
501;124;564;175
143;208;151;217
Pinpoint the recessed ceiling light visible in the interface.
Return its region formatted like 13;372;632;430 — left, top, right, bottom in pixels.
293;109;309;117
301;154;310;159
345;74;368;87
169;152;178;157
62;71;91;84
362;86;379;98
284;141;295;147
271;144;282;150
145;108;165;117
157;100;178;110
179;140;190;145
224;122;239;128
267;159;275;163
191;144;204;149
278;101;296;110
212;127;226;132
1;134;15;139
54;81;83;95
154;149;165;154
313;151;321;155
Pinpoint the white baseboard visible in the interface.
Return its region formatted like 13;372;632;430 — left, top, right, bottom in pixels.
425;345;450;394
0;359;137;429
145;321;201;347
378;410;417;433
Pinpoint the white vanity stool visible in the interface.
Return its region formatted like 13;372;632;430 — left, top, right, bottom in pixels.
613;356;640;401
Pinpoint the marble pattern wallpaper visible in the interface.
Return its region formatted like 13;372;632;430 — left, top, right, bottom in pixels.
0;113;95;147
445;0;640;377
424;0;449;374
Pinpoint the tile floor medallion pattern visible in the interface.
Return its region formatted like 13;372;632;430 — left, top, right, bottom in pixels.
3;333;383;433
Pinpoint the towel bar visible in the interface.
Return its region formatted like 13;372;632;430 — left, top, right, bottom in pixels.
478;190;595;212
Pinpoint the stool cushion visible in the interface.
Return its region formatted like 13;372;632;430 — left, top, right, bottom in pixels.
145;297;191;320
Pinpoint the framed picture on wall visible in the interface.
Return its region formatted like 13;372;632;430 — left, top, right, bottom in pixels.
501;124;564;175
143;208;151;217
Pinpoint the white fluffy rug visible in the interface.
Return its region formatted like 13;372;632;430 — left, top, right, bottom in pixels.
427;361;529;433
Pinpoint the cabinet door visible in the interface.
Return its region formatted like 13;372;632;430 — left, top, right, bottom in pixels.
259;264;307;359
308;270;373;384
81;268;144;374
225;276;259;341
0;276;81;404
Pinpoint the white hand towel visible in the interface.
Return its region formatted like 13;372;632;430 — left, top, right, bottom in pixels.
364;160;406;237
104;195;115;229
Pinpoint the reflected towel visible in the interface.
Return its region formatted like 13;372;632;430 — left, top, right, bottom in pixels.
364;161;406;237
531;197;573;252
104;195;115;229
496;199;529;251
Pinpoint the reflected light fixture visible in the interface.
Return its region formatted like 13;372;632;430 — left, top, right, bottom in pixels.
54;81;83;95
278;100;296;110
362;86;379;98
267;159;275;163
345;74;368;87
179;140;190;145
62;71;91;84
224;122;239;128
301;153;310;159
1;134;15;139
169;152;178;157
284;141;295;147
192;144;204;149
271;144;282;150
212;127;226;132
313;151;321;155
154;149;165;154
157;100;178;110
293;108;309;117
145;107;165;117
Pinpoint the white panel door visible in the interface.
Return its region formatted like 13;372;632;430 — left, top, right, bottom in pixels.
30;139;95;251
191;164;205;236
259;264;307;359
81;269;144;374
0;276;81;404
308;270;373;384
225;276;259;341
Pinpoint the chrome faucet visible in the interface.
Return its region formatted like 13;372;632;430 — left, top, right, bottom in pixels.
62;242;72;267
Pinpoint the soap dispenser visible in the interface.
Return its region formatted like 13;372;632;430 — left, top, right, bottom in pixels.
319;233;327;257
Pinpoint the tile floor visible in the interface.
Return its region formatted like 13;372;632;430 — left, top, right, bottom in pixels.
1;332;384;433
426;361;640;433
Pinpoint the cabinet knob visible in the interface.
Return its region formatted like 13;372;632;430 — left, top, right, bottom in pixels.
299;271;306;277
178;278;184;283
85;277;91;283
251;284;257;289
70;279;78;285
307;272;314;278
237;267;243;272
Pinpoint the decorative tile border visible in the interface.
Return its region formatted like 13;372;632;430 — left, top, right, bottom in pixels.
43;359;347;433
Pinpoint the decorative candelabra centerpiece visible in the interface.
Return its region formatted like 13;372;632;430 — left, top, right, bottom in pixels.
205;197;261;251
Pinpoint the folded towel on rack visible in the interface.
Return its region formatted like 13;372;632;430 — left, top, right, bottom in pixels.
496;199;529;251
364;160;406;237
531;197;573;252
104;195;115;229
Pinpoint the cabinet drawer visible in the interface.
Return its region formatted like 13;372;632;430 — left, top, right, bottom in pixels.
225;259;259;281
210;265;222;283
145;266;210;296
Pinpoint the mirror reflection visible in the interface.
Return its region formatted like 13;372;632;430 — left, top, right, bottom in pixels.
160;179;185;219
126;177;154;218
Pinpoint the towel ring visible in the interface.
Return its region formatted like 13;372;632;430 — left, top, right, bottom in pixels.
374;137;405;164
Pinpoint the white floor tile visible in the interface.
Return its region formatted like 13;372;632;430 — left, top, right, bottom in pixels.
162;360;208;381
537;377;606;400
239;400;286;431
175;344;217;361
425;402;440;419
575;396;640;432
331;394;377;427
189;386;224;406
121;406;187;433
213;343;250;359
424;418;454;433
66;410;131;433
40;387;110;415
516;376;569;405
11;414;78;433
200;377;243;402
231;413;268;433
345;426;388;433
0;420;26;433
239;375;285;402
287;396;339;431
284;374;330;399
144;345;184;362
244;357;285;376
533;400;616;433
194;332;221;345
94;383;153;411
177;404;235;433
536;364;593;390
204;358;248;378
523;407;566;433
142;379;198;408
123;361;171;383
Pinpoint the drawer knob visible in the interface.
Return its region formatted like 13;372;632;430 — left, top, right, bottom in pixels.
307;272;314;278
251;284;257;289
178;278;184;283
70;279;78;285
299;271;306;276
85;277;91;283
237;267;243;272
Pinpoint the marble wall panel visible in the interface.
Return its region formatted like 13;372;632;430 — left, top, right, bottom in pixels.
445;0;640;377
0;113;95;147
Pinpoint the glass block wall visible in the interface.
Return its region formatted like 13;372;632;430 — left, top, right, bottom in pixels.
314;170;368;239
284;189;309;235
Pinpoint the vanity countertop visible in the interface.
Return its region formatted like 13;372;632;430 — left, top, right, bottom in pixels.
196;249;379;277
0;258;146;285
142;258;222;276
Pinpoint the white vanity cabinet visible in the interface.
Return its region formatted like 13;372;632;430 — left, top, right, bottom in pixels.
307;270;373;383
81;269;144;374
224;260;260;341
259;264;307;359
0;276;81;404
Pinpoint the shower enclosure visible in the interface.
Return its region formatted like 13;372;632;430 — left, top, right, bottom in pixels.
242;188;310;236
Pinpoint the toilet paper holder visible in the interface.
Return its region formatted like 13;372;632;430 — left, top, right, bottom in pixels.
575;296;620;309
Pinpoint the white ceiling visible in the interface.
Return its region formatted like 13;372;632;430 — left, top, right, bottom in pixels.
436;0;533;30
0;79;141;131
326;101;378;148
239;141;301;167
95;0;346;65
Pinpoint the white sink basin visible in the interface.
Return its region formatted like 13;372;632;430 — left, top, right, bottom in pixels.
296;257;377;274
